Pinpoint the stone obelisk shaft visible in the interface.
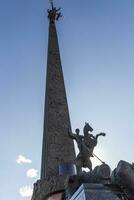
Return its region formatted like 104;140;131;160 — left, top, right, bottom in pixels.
41;8;75;179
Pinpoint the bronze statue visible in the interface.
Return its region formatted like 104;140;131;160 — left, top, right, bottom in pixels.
68;128;92;173
68;123;106;174
83;122;106;156
47;1;62;23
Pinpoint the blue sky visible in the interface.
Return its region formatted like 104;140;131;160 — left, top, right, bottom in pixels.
1;0;134;199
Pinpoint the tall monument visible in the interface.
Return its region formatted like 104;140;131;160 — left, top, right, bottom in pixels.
32;2;76;200
41;1;76;180
31;2;134;200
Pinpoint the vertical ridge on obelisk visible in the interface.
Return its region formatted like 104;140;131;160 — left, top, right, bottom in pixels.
41;2;76;179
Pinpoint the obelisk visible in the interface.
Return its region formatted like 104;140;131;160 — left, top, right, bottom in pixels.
32;2;76;200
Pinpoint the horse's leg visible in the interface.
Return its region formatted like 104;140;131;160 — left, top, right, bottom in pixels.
86;157;92;171
75;153;83;175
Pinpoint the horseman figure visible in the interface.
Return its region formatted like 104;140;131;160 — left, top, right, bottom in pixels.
68;123;106;174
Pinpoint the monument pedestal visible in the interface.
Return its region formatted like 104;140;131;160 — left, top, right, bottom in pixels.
32;176;67;200
69;184;120;200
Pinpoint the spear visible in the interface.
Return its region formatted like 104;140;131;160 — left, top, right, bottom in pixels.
49;0;54;9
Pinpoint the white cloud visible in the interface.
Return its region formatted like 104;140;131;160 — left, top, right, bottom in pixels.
16;155;32;164
27;169;38;178
19;185;33;198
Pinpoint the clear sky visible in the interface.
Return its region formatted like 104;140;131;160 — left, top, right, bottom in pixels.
1;0;134;199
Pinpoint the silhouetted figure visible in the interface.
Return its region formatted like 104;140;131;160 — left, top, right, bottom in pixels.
48;6;62;23
83;123;106;155
68;123;106;174
68;128;92;174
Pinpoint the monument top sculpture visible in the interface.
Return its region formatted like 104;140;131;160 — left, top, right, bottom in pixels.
47;0;62;23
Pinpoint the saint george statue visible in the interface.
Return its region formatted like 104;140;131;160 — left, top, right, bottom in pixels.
68;123;106;174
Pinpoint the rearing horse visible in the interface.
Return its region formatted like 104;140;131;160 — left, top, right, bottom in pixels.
83;123;106;154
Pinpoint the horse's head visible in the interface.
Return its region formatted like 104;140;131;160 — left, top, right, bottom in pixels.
83;122;93;136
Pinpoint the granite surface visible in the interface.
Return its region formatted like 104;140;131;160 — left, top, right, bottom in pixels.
41;20;76;179
70;184;120;200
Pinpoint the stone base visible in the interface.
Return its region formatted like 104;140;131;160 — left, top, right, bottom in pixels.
31;176;67;200
69;184;120;200
46;193;63;200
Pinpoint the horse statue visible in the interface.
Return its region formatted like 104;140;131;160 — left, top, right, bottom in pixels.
68;123;106;173
83;123;106;154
